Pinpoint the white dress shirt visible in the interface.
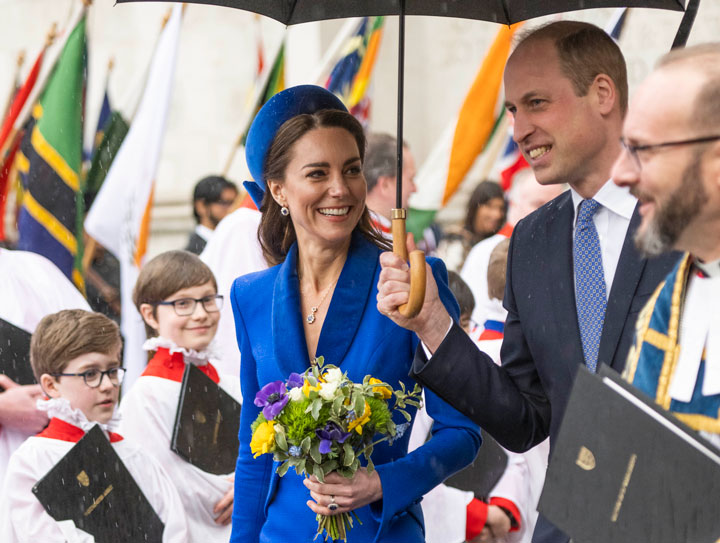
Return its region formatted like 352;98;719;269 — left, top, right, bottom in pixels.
570;179;637;299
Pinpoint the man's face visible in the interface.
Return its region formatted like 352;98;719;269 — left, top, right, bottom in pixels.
206;187;238;228
612;67;716;256
504;39;605;187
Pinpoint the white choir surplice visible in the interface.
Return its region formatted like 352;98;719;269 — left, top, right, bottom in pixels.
119;338;241;543
0;248;90;486
0;399;187;542
200;207;266;377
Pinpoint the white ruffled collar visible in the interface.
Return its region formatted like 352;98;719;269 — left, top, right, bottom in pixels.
142;336;219;367
36;397;121;435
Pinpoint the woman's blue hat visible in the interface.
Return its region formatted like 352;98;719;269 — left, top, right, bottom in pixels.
244;85;348;208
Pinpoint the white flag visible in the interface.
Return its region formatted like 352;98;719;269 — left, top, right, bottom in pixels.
85;5;182;391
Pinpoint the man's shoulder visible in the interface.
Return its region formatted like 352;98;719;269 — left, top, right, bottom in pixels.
513;189;572;240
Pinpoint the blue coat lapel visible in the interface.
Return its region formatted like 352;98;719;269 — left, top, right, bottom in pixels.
272;243;310;376
271;233;379;377
316;233;378;365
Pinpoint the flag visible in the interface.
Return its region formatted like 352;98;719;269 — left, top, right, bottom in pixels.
93;89;112;151
84;5;182;391
16;15;87;292
84;80;130;211
408;24;521;236
606;8;629;42
324;17;384;125
0;48;45;241
1;51;25;127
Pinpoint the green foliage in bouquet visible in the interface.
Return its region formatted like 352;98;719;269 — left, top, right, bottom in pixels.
250;356;422;541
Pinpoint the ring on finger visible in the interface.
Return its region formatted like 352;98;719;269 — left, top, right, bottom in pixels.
328;495;339;512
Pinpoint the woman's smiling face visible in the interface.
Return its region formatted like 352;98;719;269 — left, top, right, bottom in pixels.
268;126;366;250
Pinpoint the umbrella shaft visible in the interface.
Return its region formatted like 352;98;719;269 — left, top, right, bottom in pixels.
396;0;405;209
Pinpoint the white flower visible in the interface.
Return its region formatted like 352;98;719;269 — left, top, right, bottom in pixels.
323;368;343;384
288;387;303;402
319;381;339;401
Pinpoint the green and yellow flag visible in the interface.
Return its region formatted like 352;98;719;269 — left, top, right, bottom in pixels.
16;15;86;292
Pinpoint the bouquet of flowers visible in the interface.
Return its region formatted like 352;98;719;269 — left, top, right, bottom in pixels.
250;356;422;542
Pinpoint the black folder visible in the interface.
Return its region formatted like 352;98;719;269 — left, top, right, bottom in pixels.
0;317;36;386
171;363;241;475
538;365;720;543
32;425;164;542
444;431;509;500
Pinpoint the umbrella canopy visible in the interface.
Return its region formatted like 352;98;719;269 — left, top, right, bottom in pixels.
122;0;684;25
117;0;687;318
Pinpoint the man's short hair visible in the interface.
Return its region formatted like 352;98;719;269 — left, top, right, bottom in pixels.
656;43;720;133
447;270;476;320
133;250;217;337
487;238;511;301
192;176;238;223
363;133;398;193
517;21;628;115
30;310;122;380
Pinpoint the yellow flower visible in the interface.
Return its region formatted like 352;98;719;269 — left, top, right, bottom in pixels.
302;379;321;397
348;402;372;434
369;378;392;400
250;420;276;458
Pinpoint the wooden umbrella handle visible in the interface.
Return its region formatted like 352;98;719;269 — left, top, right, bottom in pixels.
391;209;426;318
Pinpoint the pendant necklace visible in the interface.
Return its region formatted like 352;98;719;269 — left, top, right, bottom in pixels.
304;279;337;324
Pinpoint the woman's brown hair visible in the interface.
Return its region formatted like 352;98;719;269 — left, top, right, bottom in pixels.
258;109;390;266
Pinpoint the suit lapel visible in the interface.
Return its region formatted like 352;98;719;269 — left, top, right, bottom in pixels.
272;244;311;376
546;192;585;371
598;204;646;368
316;233;377;365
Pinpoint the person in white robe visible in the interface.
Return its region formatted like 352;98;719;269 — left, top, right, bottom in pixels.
199;206;266;377
0;399;188;543
119;339;241;543
0;248;90;485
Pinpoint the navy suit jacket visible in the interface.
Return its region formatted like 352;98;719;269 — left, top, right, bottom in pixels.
230;232;481;543
410;191;680;543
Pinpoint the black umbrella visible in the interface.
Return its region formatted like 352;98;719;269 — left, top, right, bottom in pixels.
118;0;686;317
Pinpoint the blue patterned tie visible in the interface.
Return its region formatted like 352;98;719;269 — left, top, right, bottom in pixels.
574;199;607;372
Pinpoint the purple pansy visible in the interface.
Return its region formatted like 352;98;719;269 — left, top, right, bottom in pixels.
254;381;290;420
316;421;351;454
286;372;304;390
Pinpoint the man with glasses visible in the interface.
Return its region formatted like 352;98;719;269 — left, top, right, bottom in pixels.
612;44;720;447
377;21;679;543
186;175;238;255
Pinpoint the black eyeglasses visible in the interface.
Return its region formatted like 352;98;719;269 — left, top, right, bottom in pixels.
51;367;126;388
619;135;720;169
154;294;224;316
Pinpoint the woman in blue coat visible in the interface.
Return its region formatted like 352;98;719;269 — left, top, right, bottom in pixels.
230;85;481;543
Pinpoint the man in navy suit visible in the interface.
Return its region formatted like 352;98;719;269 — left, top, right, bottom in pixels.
377;21;679;543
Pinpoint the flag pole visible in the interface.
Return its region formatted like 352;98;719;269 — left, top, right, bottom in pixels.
221;35;285;176
0;23;58;164
1;51;25;122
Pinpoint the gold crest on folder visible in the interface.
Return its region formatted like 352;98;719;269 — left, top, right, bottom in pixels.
76;470;90;487
576;446;596;471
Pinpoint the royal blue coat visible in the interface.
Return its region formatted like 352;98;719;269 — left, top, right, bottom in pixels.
230;232;481;543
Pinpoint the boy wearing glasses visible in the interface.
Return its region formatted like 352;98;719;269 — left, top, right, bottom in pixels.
120;250;240;543
0;309;188;541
